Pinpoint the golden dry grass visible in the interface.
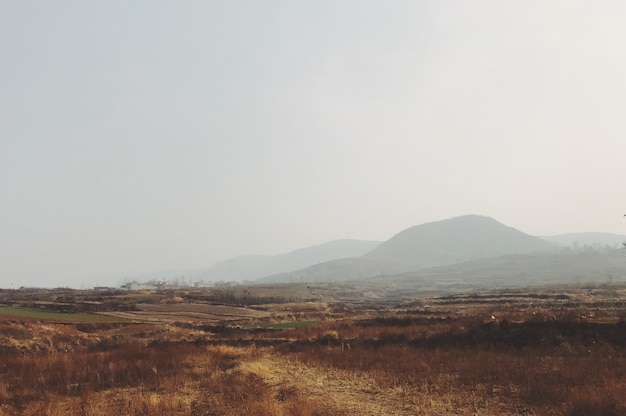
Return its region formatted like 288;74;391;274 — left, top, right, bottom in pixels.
2;286;626;415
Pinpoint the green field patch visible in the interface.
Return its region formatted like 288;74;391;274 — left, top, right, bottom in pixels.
244;320;318;330
0;307;129;323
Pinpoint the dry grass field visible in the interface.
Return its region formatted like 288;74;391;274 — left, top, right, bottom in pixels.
1;285;625;415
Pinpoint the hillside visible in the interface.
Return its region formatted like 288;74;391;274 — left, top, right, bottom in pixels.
262;215;556;283
260;257;408;283
364;215;555;268
204;239;381;281
389;248;626;292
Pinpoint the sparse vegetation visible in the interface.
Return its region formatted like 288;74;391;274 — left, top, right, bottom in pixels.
1;285;626;415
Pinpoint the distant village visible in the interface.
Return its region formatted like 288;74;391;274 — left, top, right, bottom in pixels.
93;278;243;291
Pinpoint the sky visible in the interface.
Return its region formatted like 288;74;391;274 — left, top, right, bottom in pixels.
2;1;626;288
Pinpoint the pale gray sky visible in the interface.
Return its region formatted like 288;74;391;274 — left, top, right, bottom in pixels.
2;1;626;288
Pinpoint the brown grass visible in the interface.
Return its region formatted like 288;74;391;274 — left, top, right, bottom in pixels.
274;317;626;415
0;332;331;416
2;287;626;415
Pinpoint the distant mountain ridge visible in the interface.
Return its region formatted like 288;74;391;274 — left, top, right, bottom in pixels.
260;257;408;283
262;215;556;283
203;239;381;281
133;216;625;287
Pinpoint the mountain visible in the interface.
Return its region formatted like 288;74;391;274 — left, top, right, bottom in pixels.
260;257;408;283
364;215;555;268
390;248;626;291
261;215;556;283
541;232;626;249
203;239;381;281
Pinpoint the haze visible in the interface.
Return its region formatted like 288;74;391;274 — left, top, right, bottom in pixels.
2;1;626;288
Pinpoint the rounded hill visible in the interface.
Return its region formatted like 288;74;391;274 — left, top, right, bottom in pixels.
364;215;555;268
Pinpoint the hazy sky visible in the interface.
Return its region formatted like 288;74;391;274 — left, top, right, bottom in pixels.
2;1;626;288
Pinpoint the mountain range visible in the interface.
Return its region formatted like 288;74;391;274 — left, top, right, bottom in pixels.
201;239;381;281
137;215;626;288
261;215;556;283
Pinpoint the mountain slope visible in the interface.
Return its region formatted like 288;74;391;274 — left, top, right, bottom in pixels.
260;257;408;283
204;239;381;281
364;215;555;268
261;215;556;283
390;248;626;290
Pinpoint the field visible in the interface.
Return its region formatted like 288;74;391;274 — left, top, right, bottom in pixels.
1;284;626;415
0;307;129;323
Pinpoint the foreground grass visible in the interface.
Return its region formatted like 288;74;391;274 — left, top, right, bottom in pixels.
276;317;626;415
3;287;626;415
0;307;128;323
0;341;332;416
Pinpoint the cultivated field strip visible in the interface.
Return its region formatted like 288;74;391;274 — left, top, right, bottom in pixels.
103;303;270;323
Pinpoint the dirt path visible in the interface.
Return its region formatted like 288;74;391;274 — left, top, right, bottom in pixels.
238;351;421;416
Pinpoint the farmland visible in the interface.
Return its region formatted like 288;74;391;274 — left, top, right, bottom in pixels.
1;284;626;415
0;307;128;323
